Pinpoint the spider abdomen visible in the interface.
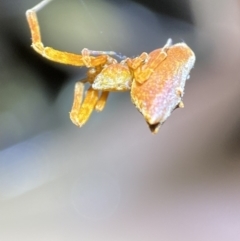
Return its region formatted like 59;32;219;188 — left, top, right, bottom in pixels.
131;42;196;133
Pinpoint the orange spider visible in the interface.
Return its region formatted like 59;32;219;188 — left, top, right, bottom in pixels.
26;0;196;134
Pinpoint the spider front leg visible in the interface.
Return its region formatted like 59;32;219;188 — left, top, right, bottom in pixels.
95;91;110;112
26;0;108;67
70;82;99;127
70;81;110;127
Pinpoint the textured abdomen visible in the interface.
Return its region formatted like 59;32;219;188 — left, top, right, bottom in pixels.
131;42;196;133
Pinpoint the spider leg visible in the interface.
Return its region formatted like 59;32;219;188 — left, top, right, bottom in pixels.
131;51;167;84
126;52;149;70
127;39;173;84
70;82;99;127
26;0;107;67
69;82;84;126
95;91;110;112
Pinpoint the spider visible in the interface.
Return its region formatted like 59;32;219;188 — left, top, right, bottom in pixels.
26;0;196;134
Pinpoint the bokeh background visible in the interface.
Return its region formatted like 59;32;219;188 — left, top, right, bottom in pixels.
0;0;240;240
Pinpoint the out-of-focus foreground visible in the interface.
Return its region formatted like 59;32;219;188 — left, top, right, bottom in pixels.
0;0;240;240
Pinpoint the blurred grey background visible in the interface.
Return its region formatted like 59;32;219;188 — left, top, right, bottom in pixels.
0;0;240;240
